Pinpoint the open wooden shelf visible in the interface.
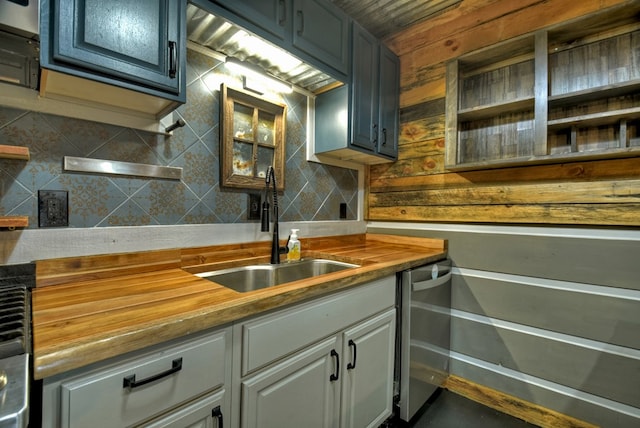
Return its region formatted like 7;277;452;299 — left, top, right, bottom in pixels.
1;145;30;229
458;97;535;122
446;6;640;171
548;79;640;107
0;216;29;229
448;146;640;172
548;107;640;130
0;145;30;160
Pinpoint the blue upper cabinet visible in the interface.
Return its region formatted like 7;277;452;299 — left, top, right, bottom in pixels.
350;23;379;152
315;22;399;164
351;22;399;161
292;0;349;76
212;0;349;78
377;43;400;159
213;0;288;41
40;0;186;109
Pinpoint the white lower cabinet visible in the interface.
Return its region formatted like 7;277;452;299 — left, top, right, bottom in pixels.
234;276;397;428
41;327;232;428
144;390;226;428
340;309;396;428
241;337;341;428
41;276;397;428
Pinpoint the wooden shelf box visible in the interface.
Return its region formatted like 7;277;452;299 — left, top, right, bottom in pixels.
445;4;640;171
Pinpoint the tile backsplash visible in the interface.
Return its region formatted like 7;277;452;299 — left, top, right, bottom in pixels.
0;48;357;228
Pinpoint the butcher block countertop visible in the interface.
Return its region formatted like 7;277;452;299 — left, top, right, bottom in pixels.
31;233;446;380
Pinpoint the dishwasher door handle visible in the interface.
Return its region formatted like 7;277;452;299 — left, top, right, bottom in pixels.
412;272;452;291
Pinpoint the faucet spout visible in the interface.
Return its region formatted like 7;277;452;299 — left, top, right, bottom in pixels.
262;166;288;264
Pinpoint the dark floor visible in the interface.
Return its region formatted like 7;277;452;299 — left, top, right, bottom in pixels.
396;389;537;428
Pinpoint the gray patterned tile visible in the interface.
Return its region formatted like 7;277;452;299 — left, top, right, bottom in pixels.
133;180;200;225
55;174;128;228
0;47;358;229
101;200;157;227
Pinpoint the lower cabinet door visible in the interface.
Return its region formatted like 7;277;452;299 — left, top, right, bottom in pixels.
241;336;341;428
340;309;396;428
142;389;227;428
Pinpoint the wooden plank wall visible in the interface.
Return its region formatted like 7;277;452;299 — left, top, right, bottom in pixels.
368;223;640;427
367;0;640;226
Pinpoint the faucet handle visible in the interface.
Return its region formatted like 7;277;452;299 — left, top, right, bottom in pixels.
279;234;290;255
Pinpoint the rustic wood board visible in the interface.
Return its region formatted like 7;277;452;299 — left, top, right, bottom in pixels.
444;375;598;428
0;145;30;160
31;234;447;379
0;216;29;229
367;0;640;226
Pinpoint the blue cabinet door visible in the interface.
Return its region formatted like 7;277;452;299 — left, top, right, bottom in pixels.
350;22;379;153
292;0;349;75
377;44;399;158
214;0;288;41
43;0;184;95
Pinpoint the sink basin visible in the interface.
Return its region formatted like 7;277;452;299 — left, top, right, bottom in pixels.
195;259;359;293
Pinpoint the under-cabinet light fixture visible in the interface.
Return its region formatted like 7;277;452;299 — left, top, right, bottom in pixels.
225;56;293;94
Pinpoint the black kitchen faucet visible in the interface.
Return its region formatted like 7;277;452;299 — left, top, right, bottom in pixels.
261;166;289;264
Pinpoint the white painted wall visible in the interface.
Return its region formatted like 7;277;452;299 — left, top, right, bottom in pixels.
0;220;366;264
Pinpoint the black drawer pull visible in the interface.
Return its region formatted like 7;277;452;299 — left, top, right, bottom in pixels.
212;405;224;428
279;0;286;25
297;10;304;34
347;339;357;370
123;357;183;389
373;123;378;146
168;41;177;78
329;350;340;382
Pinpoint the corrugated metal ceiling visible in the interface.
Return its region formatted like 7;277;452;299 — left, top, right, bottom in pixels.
186;4;338;93
186;1;459;93
330;0;461;39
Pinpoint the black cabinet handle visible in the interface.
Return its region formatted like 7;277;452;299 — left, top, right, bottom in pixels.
330;350;340;382
372;123;378;146
212;405;224;428
297;10;304;34
382;128;388;146
347;339;357;370
279;0;286;25
168;41;177;79
123;357;182;389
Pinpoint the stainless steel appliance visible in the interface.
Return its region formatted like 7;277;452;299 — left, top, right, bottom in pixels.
0;264;34;428
0;0;39;37
0;0;39;90
398;259;452;422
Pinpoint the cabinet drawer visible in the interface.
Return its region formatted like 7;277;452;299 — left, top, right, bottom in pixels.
59;329;228;428
240;276;395;376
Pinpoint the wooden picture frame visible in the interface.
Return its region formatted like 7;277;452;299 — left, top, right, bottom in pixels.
220;84;286;190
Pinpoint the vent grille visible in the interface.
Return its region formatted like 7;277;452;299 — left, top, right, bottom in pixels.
0;285;28;359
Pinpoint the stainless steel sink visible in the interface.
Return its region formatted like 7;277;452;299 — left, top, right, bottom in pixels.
195;259;359;293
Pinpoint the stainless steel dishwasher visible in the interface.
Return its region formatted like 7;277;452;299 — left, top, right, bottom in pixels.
398;259;452;422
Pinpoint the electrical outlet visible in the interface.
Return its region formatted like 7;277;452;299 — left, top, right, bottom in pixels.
339;202;347;219
248;193;261;220
38;190;69;227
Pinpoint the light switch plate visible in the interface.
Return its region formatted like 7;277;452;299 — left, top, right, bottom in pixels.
38;190;69;227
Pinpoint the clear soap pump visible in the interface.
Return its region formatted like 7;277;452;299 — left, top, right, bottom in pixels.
287;229;301;262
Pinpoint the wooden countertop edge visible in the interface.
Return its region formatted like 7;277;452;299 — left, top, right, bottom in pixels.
32;234;447;379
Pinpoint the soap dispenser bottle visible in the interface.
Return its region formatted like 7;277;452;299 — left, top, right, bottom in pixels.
287;229;301;262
